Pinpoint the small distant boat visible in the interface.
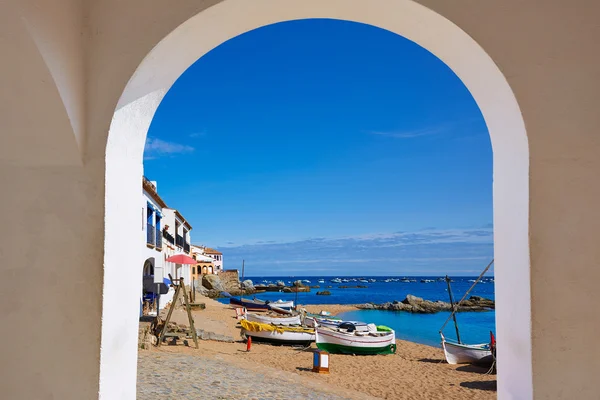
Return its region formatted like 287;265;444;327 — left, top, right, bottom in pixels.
441;333;493;365
359;279;368;283
315;324;396;355
368;279;376;283
246;312;301;326
400;278;411;283
318;279;325;283
331;278;342;283
240;320;315;346
420;279;434;283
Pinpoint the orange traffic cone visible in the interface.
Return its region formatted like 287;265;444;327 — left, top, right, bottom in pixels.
246;336;252;352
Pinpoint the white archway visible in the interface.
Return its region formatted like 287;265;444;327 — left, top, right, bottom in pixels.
104;1;529;398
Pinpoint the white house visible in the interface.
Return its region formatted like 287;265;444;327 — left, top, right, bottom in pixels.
141;178;167;314
141;178;194;312
161;208;193;285
203;247;224;272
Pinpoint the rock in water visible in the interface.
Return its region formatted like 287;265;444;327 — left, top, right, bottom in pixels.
202;274;225;291
241;279;255;291
316;290;331;296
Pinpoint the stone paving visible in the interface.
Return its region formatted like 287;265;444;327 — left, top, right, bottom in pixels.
137;352;353;400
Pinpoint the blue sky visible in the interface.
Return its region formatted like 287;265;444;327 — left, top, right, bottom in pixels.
144;19;493;276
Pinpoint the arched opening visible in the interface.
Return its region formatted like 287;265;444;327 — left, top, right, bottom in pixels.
103;1;529;398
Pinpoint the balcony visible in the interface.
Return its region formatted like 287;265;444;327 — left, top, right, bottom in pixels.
155;229;162;249
176;234;184;248
184;242;190;253
163;230;174;245
146;224;155;246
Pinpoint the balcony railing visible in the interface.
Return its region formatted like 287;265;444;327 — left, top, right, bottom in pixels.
184;242;190;254
155;229;162;249
176;234;184;248
146;224;155;246
163;230;175;245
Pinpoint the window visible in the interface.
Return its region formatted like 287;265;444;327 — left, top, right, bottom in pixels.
192;267;196;274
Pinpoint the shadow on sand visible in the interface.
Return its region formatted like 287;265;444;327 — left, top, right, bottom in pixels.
456;364;495;374
460;380;497;391
417;358;445;364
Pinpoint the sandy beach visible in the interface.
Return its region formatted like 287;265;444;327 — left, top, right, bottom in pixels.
142;296;496;399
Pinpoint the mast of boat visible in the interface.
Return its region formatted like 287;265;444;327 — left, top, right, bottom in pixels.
439;259;494;339
294;282;299;311
241;259;245;282
445;275;462;344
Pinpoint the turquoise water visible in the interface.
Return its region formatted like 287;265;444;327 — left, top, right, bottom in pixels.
337;309;496;347
218;275;495;347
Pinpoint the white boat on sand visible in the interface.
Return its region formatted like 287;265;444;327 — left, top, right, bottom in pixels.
441;333;493;365
240;319;315;346
245;312;301;326
315;324;396;355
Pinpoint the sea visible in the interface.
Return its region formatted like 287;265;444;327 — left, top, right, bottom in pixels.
217;275;495;347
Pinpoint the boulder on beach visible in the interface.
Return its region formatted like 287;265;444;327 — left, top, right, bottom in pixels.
202;274;225;291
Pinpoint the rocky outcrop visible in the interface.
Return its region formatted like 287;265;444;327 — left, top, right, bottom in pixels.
218;270;241;292
357;295;495;313
339;285;368;289
202;274;225;291
241;279;255;291
316;290;331;296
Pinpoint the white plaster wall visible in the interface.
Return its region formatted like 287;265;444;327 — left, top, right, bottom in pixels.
105;1;530;398
101;90;165;399
1;0;599;399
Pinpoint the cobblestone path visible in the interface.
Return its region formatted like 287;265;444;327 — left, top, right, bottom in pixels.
138;352;353;400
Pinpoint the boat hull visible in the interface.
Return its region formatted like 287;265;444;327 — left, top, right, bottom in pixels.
242;329;315;346
246;312;301;326
229;297;270;311
441;340;493;365
315;328;396;355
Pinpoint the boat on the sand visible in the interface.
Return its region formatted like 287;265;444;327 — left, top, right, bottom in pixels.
315;323;396;355
440;333;493;365
240;319;315;346
245;312;301;326
229;297;271;311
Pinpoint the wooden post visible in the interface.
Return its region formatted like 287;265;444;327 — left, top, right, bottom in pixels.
181;277;199;349
157;283;180;347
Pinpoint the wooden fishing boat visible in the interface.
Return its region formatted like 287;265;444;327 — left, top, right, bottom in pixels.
439;260;497;366
440;333;493;365
245;312;301;326
252;298;294;310
240;319;315;346
229;297;271;311
315;324;396;355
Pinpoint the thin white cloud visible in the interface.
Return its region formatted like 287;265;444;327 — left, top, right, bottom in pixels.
144;137;194;159
368;125;447;139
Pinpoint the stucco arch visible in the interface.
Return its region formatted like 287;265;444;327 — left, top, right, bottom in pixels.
104;1;529;399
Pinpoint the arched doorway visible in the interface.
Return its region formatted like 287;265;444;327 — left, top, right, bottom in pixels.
103;1;529;398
